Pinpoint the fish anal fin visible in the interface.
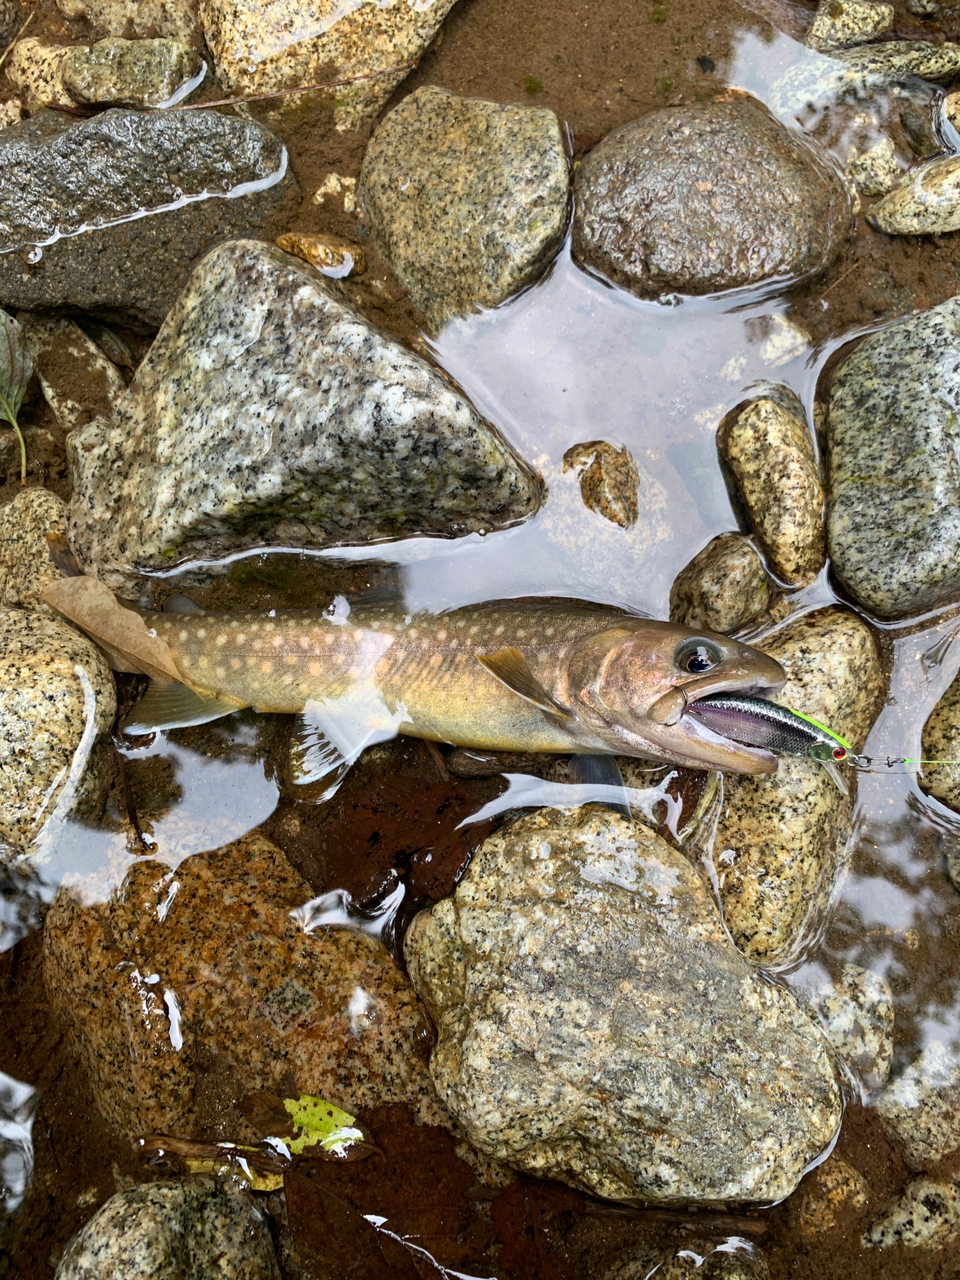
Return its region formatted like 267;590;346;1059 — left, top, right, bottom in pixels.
123;681;246;734
477;647;572;721
289;711;351;800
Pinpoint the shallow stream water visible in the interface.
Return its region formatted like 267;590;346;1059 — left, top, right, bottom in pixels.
5;0;960;1275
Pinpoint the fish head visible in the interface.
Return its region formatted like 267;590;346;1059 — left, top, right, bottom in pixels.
563;621;786;773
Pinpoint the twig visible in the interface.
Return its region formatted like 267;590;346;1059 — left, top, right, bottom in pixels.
821;260;860;297
166;60;418;112
0;10;35;75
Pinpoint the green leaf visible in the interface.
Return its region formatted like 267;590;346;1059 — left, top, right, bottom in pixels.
283;1094;366;1158
0;309;32;483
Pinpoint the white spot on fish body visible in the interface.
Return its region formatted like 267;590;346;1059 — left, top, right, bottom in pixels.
196;627;207;640
215;633;227;647
179;629;189;642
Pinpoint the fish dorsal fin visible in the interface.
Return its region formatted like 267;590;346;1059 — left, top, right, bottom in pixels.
477;647;572;721
123;681;245;734
164;594;206;615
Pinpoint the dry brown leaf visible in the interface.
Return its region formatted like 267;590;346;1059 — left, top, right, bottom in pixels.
42;577;185;683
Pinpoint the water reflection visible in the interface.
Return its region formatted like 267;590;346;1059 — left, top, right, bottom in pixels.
0;1071;38;1218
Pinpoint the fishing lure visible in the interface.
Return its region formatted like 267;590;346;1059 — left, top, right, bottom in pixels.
687;693;851;793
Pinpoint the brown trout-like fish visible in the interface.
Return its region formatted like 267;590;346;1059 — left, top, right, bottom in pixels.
43;583;787;783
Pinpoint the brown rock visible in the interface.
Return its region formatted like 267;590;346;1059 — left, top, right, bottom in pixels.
562;440;639;528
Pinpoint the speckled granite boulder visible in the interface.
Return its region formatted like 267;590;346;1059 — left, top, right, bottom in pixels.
920;671;960;814
572;97;852;298
359;87;569;330
827;295;960;618
810;964;893;1096
20;314;127;435
771;42;960;117
862;1174;960;1249
669;533;773;633
561;440;639;528
806;0;894;51
405;805;842;1205
66;239;541;589
0;488;69;614
43;830;444;1140
711;609;883;967
868;155;960;235
200;0;457;131
720;387;825;587
874;1040;960;1169
0;609;115;856
55;1179;280;1279
62;37;204;106
55;0;199;43
0;109;295;329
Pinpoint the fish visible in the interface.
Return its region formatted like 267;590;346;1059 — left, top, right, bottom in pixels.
43;581;789;788
686;692;852;793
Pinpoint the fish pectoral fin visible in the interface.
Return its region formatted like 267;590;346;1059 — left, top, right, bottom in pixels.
122;681;246;734
568;753;634;820
163;593;206;615
477;648;572;720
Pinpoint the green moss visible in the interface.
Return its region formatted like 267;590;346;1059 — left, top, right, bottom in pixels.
523;75;544;94
655;75;674;94
650;6;668;22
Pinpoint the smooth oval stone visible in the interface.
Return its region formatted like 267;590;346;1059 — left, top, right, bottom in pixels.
869;154;960;235
573;96;852;298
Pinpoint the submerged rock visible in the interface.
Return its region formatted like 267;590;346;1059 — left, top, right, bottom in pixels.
0;608;115;856
405;805;842;1205
711;609;882;967
796;1156;870;1234
805;0;894;51
66;239;541;589
0;109;296;328
770;42;960;116
720;386;825;587
359;87;569;330
874;1039;960;1168
43;830;443;1140
810;963;894;1095
669;533;773;634
920;672;960;813
562;440;639;528
200;0;456;130
827;294;960;618
62;37;204;107
868;154;960;235
862;1174;960;1249
55;1178;280;1279
572;97;852;298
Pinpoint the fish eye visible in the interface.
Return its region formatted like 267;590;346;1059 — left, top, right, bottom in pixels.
676;638;723;674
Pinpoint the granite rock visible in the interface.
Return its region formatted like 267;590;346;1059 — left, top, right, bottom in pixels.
43;830;444;1140
827;294;960;618
720;386;825;587
7;40;76;109
562;440;639;528
200;0;457;131
20;314;127;435
66;239;541;589
0;109;296;329
711;608;883;967
669;533;773;634
796;1156;870;1234
848;136;903;196
874;1039;960;1168
771;42;960;117
806;0;894;52
862;1174;960;1248
572;97;852;298
868;154;960;235
61;37;205;107
54;0;200;42
55;1178;280;1279
810;963;894;1095
359;87;569;330
405;805;842;1205
0;488;70;614
0;608;115;855
919;670;960;813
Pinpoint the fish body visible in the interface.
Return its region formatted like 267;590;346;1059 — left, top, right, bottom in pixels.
126;596;787;776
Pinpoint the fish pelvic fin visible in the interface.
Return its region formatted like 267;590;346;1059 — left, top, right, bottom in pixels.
123;681;247;734
477;647;573;720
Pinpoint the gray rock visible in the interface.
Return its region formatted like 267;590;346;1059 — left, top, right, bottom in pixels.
405;805;842;1205
44;831;445;1141
0;488;70;615
862;1175;960;1249
919;670;960;813
711;608;882;967
720;387;825;587
669;533;773;634
561;440;639;528
66;239;541;590
20;314;127;435
55;1178;280;1279
806;0;894;52
0;608;115;856
572;97;852;298
771;42;960;117
811;963;894;1095
200;0;457;131
826;294;960;618
868;154;960;235
0;109;296;329
359;87;569;331
61;37;205;108
874;1039;960;1168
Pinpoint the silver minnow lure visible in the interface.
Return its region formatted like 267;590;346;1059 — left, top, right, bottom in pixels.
686;692;852;793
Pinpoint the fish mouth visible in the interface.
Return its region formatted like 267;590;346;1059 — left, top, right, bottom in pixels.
672;680;784;774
